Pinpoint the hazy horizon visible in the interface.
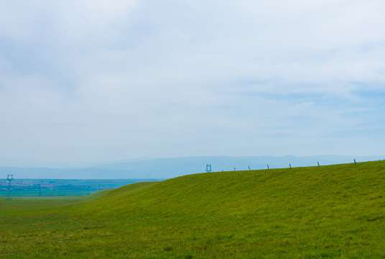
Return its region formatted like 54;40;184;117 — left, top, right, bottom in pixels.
1;155;383;179
0;154;383;168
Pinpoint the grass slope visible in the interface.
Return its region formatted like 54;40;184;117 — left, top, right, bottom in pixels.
1;161;385;258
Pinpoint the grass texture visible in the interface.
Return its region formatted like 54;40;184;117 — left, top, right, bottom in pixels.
1;161;385;258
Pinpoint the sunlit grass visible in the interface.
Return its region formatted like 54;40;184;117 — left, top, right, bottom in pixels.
1;161;385;258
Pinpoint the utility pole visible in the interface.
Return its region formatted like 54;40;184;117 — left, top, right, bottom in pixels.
6;174;14;199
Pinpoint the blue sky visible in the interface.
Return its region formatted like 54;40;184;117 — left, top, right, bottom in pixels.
0;0;385;166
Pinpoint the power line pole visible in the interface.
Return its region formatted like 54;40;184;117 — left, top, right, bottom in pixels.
6;174;14;199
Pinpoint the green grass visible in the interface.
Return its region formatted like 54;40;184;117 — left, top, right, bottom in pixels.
1;161;385;258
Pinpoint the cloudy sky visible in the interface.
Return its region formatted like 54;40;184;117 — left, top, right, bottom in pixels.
1;0;385;167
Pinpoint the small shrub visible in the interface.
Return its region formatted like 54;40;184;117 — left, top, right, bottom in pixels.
163;246;173;252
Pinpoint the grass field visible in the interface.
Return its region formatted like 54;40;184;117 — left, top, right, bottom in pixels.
1;161;385;258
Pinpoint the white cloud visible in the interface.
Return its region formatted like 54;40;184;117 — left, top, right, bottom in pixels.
1;0;385;166
0;0;138;43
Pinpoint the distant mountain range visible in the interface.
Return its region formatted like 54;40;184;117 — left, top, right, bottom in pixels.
0;155;383;179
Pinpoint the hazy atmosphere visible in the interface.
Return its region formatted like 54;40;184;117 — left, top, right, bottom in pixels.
1;0;385;167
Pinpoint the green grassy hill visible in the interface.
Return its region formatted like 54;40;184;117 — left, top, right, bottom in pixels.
1;161;385;258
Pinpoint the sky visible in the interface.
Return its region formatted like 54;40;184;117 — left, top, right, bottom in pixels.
1;0;385;167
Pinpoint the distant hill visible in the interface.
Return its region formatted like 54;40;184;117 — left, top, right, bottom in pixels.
0;155;383;179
